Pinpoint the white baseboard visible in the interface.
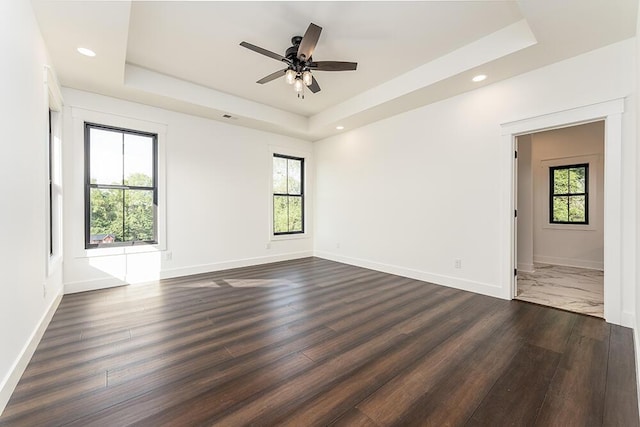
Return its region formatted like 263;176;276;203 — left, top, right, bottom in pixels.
63;251;314;294
634;325;640;419
533;255;603;271
314;251;506;299
0;292;62;416
158;251;313;280
621;311;636;329
64;276;126;294
517;262;535;273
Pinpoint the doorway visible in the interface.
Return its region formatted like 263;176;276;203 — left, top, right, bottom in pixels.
500;98;625;325
513;122;604;317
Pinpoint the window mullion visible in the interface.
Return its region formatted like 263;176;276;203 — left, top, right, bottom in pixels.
285;158;289;195
121;189;125;243
122;133;126;242
286;195;290;232
285;159;290;232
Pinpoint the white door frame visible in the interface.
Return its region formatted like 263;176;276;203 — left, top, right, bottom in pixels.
500;98;625;325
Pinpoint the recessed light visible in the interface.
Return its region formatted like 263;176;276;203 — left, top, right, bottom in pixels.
336;126;344;130
77;47;96;57
472;74;487;82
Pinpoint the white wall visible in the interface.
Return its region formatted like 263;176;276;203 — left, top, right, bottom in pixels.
314;39;636;305
61;89;313;293
635;3;640;411
0;0;64;414
529;122;604;270
516;134;534;273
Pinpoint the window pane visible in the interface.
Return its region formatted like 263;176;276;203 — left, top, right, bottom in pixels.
568;167;586;193
289;196;303;232
552;196;568;222
274;195;289;233
553;168;568;195
90;128;123;185
125;190;155;242
90;188;123;243
288;159;302;195
273;157;287;193
124;134;154;187
568;195;586;222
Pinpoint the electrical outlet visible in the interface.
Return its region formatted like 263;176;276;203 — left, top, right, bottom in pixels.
165;251;173;261
454;259;462;269
266;243;271;250
43;283;47;298
336;242;341;249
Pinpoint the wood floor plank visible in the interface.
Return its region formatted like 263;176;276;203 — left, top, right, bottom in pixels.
467;343;561;426
393;300;530;425
140;333;412;425
523;305;576;353
603;326;640;426
16;271;411;406
532;314;613;427
73;352;318;427
0;257;636;427
534;332;608;426
22;269;396;380
330;408;380;427
276;295;501;426
354;296;507;425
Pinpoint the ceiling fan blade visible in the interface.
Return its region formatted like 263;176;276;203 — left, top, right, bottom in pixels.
240;41;288;63
297;23;322;61
256;69;287;84
309;61;358;71
307;76;321;93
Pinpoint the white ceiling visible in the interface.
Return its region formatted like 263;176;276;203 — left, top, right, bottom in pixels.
32;0;638;141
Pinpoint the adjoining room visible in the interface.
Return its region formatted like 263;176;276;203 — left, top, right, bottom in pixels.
516;121;605;318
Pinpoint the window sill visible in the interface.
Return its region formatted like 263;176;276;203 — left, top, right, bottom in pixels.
271;233;310;242
79;243;166;258
542;223;597;231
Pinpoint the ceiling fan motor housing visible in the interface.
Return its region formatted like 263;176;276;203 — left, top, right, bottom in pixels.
286;38;310;71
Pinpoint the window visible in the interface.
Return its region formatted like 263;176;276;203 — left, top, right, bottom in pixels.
273;154;304;234
549;163;588;224
85;123;158;248
45;65;63;272
48;109;53;255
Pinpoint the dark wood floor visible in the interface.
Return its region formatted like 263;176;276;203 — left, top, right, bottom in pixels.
1;257;638;426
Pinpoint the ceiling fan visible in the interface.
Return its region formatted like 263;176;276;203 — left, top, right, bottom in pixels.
240;23;358;98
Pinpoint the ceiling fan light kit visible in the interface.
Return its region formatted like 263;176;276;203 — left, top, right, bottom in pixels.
302;71;312;86
285;69;296;84
240;23;358;99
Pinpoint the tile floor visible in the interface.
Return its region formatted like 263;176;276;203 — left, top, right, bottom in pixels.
515;264;604;318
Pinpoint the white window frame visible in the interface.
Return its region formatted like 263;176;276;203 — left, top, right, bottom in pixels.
45;66;63;276
268;146;312;241
71;108;167;258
